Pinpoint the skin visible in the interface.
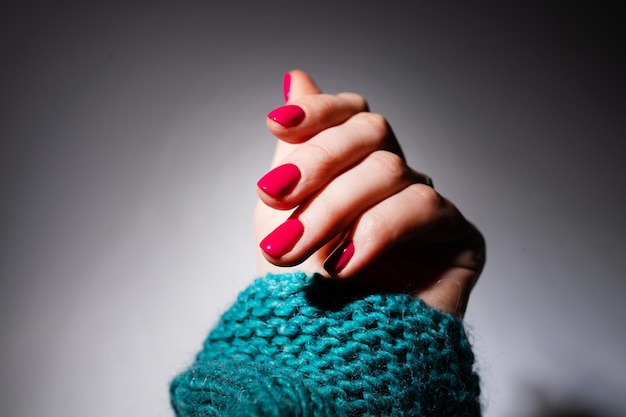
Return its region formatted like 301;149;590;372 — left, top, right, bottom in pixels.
255;70;485;318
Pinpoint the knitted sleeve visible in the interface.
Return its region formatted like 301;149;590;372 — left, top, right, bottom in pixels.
170;272;481;417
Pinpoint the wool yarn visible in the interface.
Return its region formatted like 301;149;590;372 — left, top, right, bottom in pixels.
170;272;481;416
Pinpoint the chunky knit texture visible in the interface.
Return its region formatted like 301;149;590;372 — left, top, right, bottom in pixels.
170;272;481;416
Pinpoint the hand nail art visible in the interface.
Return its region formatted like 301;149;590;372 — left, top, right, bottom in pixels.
267;105;305;128
283;72;291;102
257;163;301;198
260;219;304;258
324;242;355;275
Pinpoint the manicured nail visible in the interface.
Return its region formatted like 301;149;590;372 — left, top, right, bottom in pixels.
267;105;305;128
324;242;355;275
257;163;301;198
260;219;304;258
283;72;291;102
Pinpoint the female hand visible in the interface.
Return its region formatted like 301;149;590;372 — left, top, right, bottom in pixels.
254;70;485;317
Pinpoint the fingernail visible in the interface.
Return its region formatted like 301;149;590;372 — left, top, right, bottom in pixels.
260;219;304;258
324;242;355;275
257;163;301;198
283;72;291;102
267;105;305;128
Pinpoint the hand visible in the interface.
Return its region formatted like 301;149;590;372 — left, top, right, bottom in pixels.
254;70;485;317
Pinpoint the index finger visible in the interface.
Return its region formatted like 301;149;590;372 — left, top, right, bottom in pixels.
267;93;368;144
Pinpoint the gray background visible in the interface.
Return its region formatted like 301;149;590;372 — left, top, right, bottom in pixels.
1;2;624;416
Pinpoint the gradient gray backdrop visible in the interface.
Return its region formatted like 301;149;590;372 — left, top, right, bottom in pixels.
2;2;625;416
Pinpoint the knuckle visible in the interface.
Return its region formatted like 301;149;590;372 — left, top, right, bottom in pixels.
407;184;446;218
317;94;336;116
353;112;388;138
359;208;399;247
310;192;342;224
368;150;407;181
337;92;369;111
305;140;338;169
360;210;388;239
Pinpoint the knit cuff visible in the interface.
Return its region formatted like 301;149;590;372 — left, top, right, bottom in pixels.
170;272;481;416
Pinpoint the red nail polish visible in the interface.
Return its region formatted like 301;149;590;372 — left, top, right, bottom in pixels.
260;219;304;258
324;242;355;275
257;163;301;198
267;105;305;128
283;72;291;103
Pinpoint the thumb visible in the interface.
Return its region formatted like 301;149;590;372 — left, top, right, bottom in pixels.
283;69;322;103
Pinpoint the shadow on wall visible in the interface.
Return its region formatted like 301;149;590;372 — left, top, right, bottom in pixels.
530;405;622;417
522;387;625;417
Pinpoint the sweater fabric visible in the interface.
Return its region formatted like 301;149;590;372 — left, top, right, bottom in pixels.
170;272;481;416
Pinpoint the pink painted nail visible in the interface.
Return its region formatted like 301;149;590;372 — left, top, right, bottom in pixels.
260;219;304;258
257;163;301;198
283;72;291;103
267;105;305;128
324;242;355;275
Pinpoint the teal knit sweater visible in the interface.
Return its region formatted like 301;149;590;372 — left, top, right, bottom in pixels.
170;272;481;416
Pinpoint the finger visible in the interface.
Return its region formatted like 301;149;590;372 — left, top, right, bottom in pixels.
325;184;447;276
257;112;397;210
322;184;481;312
418;225;485;316
266;92;368;144
284;69;322;102
420;272;474;318
258;150;421;265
